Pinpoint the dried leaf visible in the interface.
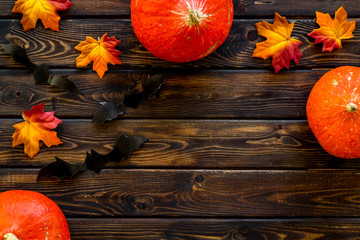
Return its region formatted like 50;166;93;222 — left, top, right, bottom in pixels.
308;7;356;52
75;33;122;78
12;0;73;31
92;74;167;123
37;133;148;180
12;102;62;158
252;13;303;73
1;43;83;95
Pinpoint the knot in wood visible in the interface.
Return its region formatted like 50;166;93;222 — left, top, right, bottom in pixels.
195;175;204;182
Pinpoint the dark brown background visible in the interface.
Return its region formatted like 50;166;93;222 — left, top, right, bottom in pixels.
1;0;360;239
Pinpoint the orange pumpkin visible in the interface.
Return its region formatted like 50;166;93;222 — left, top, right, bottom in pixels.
307;66;360;159
131;0;234;62
0;190;70;240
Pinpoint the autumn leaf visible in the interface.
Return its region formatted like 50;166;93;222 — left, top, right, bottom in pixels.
12;0;73;32
12;103;62;158
308;7;356;52
252;13;303;73
75;33;122;78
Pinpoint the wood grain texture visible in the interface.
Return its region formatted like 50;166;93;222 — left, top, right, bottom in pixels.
1;0;360;18
236;0;360;18
67;218;360;240
3;169;360;217
0;19;359;69
1;0;359;238
0;69;319;118
0;0;131;18
3;119;360;169
68;218;245;240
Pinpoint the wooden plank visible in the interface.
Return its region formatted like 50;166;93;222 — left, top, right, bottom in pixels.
2;119;359;169
2;169;360;217
0;69;320;118
0;0;131;18
1;0;360;18
0;19;359;69
67;218;360;240
235;1;360;18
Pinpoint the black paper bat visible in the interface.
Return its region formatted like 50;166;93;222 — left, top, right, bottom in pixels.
1;43;83;95
92;74;167;123
37;133;148;180
92;102;126;123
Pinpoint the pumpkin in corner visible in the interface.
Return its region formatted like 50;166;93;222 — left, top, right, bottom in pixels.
0;190;70;240
307;66;360;159
131;0;234;62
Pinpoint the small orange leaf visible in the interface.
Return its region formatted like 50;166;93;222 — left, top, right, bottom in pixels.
12;0;72;32
75;33;122;79
308;7;356;52
252;13;303;73
12;103;62;158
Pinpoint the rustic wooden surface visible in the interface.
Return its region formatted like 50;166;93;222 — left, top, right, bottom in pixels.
1;1;360;239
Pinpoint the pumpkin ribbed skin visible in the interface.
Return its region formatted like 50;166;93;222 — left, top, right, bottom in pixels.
0;190;70;240
131;0;233;62
307;66;360;159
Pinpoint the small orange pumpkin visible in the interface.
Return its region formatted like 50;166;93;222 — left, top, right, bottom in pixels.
307;66;360;159
0;190;70;240
131;0;234;62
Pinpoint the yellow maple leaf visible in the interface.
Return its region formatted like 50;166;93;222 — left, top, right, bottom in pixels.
252;13;303;73
75;33;122;79
12;0;72;32
12;103;62;158
308;6;356;52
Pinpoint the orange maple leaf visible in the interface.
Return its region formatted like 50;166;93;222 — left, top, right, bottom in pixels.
12;0;72;32
308;7;356;52
75;33;122;79
12;103;62;158
252;13;303;73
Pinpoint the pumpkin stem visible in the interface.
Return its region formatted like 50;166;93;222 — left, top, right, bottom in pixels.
346;102;358;113
4;233;19;240
187;8;202;26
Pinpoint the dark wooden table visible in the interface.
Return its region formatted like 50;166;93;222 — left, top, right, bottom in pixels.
1;0;360;239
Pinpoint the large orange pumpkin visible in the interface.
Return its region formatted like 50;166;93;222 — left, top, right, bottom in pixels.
0;190;70;240
307;66;360;159
131;0;234;62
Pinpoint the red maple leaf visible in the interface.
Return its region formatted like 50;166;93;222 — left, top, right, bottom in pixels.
12;103;62;158
252;13;303;73
308;6;356;52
